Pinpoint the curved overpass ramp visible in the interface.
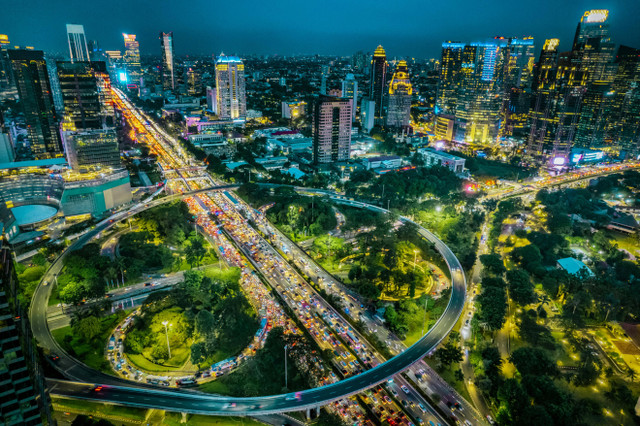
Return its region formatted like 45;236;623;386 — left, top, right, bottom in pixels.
35;185;466;416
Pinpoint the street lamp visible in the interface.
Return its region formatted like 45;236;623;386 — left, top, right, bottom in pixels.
162;321;172;359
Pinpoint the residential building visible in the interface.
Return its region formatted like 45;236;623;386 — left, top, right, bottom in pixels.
282;100;306;120
312;95;352;164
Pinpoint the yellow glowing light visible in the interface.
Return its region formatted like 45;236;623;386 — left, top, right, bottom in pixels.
582;9;608;23
543;39;559;51
374;45;386;57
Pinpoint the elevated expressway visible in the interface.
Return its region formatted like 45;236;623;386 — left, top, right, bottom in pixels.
33;184;467;416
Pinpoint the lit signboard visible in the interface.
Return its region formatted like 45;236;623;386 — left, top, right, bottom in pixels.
552;156;566;166
118;72;127;83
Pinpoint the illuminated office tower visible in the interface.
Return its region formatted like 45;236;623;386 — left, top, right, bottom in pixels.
63;129;120;169
505;37;535;89
500;37;535;138
66;24;90;63
527;40;561;159
160;32;175;91
123;33;141;80
215;55;246;120
549;55;587;164
57;61;114;131
531;38;559;91
386;60;413;130
573;80;610;148
341;73;358;121
312;95;352;163
369;45;388;124
607;45;640;154
8;50;62;158
454;39;507;145
0;34;14;90
281;100;306;120
572;10;615;83
187;67;201;95
436;42;464;114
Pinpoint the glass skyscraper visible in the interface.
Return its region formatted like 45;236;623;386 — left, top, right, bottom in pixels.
160;32;175;91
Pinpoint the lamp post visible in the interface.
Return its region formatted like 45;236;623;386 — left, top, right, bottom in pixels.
162;321;172;359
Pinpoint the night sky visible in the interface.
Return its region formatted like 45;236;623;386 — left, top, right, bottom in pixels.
2;0;639;59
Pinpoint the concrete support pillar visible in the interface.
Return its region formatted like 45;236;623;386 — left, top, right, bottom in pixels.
181;412;188;423
306;408;311;420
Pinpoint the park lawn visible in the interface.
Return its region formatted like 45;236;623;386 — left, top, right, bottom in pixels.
163;412;265;426
198;379;231;395
127;353;182;372
52;311;126;375
609;231;640;257
402;294;448;347
52;397;147;422
550;331;580;367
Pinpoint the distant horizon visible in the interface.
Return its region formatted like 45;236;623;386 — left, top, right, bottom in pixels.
2;0;640;60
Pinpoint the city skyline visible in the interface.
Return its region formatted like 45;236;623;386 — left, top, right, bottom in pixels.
2;1;640;58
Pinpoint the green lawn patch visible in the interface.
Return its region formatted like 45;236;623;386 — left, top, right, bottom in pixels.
198;379;231;395
52;397;147;421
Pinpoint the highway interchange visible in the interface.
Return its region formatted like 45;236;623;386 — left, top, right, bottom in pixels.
30;88;475;424
34;87;640;424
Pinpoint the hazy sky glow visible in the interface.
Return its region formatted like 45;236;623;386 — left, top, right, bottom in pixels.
2;0;639;58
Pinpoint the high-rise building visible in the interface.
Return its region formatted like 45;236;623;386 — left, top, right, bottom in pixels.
527;39;588;164
320;65;330;95
123;33;141;81
500;37;535;138
66;24;90;63
8;50;62;159
0;34;14;90
352;51;367;71
572;9;615;83
360;98;376;133
206;86;217;113
312;95;352;163
187;67;201;95
369;45;388;124
341;73;358;121
607;45;640;154
215;55;246;120
386;60;413;130
86;39;104;62
63;129;121;169
436;42;465;114
57;61;114;131
160;32;175;91
0;249;45;425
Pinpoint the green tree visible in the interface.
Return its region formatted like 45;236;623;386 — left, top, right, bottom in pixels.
510;347;558;377
506;268;535;305
477;286;507;331
73;316;102;342
435;341;463;369
480;253;506;276
185;235;207;267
